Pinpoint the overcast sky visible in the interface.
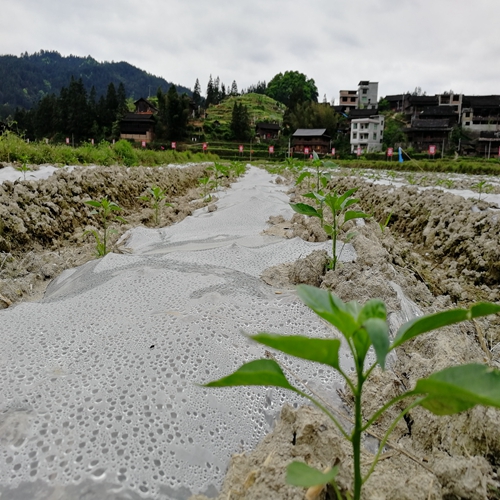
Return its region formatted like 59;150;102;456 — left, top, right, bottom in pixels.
2;0;499;102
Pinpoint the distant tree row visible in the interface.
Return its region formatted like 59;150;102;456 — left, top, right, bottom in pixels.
12;77;128;143
155;85;191;142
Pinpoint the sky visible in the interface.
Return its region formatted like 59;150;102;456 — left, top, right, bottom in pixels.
2;0;500;102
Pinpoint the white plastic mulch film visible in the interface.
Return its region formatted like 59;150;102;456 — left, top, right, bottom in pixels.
0;166;356;499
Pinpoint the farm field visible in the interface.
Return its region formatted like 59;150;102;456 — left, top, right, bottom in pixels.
1;160;500;499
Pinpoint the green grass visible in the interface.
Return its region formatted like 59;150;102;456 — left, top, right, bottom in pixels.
0;132;219;166
204;93;285;128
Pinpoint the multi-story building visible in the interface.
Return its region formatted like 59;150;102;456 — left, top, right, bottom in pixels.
350;115;384;153
358;81;378;109
339;90;358;110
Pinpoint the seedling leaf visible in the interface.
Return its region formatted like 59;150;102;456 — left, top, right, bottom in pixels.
290;203;321;218
203;359;297;391
296;285;358;337
392;303;500;349
363;318;390;370
412;364;500;415
344;210;370;224
286;461;338;487
251;333;341;369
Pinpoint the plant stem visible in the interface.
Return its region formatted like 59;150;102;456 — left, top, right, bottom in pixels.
352;374;363;500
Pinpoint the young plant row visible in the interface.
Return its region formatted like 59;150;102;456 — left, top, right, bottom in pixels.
201;157;500;498
84;161;247;256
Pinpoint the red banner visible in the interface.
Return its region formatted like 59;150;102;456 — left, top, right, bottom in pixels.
239;145;244;152
269;146;274;153
429;145;436;155
203;143;207;151
387;147;393;157
171;142;176;149
331;147;336;156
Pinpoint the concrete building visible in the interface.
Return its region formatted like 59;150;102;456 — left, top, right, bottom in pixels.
350;115;384;153
358;81;378;109
339;90;358;110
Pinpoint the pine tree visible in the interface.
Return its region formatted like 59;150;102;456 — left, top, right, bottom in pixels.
230;102;250;141
193;78;202;109
206;75;215;107
230;80;238;96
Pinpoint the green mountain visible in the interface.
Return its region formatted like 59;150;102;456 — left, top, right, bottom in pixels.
0;50;191;118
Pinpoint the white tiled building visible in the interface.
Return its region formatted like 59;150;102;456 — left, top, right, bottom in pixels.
350;115;384;153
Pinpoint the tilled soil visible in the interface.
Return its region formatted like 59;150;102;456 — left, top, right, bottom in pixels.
194;169;500;500
2;163;500;499
0;163;217;307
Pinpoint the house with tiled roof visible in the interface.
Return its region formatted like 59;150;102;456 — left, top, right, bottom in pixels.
119;98;157;143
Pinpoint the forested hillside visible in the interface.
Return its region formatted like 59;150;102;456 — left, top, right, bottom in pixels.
0;50;190;118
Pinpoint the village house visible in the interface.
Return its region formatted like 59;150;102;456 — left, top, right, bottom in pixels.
255;122;280;141
119;98;157;143
291;129;331;155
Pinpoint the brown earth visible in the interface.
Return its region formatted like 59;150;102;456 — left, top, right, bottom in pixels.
2;164;500;499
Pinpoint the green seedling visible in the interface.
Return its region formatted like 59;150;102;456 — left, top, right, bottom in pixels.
229;161;246;177
406;173;417;185
291;187;370;270
139;185;172;226
379;210;393;233
15;156;31;181
444;179;455;189
198;176;212;201
204;285;500;500
207;162;230;191
84;197;126;256
472;180;494;201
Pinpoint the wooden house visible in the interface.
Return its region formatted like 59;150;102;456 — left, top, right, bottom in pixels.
291;129;331;155
120;98;158;143
255;122;280;140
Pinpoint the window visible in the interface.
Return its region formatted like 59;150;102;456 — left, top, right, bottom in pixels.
350;97;356;102
465;121;470;126
374;124;378;130
373;133;377;140
353;123;357;129
362;89;367;94
352;133;357;139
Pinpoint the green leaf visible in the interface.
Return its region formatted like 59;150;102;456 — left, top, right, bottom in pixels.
203;359;297;391
412;364;500;415
323;224;333;235
85;200;101;208
286;461;338;488
343;210;370;224
337;188;358;206
296;285;358;338
358;299;387;323
363;318;390;370
343;198;359;209
312;151;320;161
392;303;500;349
296;171;312;184
251;333;341;370
290;203;321;218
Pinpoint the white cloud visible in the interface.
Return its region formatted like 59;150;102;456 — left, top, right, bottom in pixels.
2;0;500;100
